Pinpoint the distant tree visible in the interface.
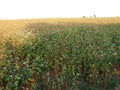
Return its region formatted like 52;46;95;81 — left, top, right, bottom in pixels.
83;16;85;18
94;14;96;18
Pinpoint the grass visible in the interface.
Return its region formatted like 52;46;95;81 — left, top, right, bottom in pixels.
0;17;120;90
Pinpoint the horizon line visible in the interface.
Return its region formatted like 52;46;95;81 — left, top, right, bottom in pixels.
0;16;120;20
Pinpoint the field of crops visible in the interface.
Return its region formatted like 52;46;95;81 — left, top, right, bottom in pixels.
0;18;120;90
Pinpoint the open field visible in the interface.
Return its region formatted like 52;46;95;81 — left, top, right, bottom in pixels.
0;17;120;90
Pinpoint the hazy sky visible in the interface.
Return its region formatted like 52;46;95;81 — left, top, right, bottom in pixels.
0;0;120;19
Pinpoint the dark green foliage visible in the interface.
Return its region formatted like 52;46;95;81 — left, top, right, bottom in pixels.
0;23;120;89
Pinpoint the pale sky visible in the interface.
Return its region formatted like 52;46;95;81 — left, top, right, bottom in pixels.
0;0;120;19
